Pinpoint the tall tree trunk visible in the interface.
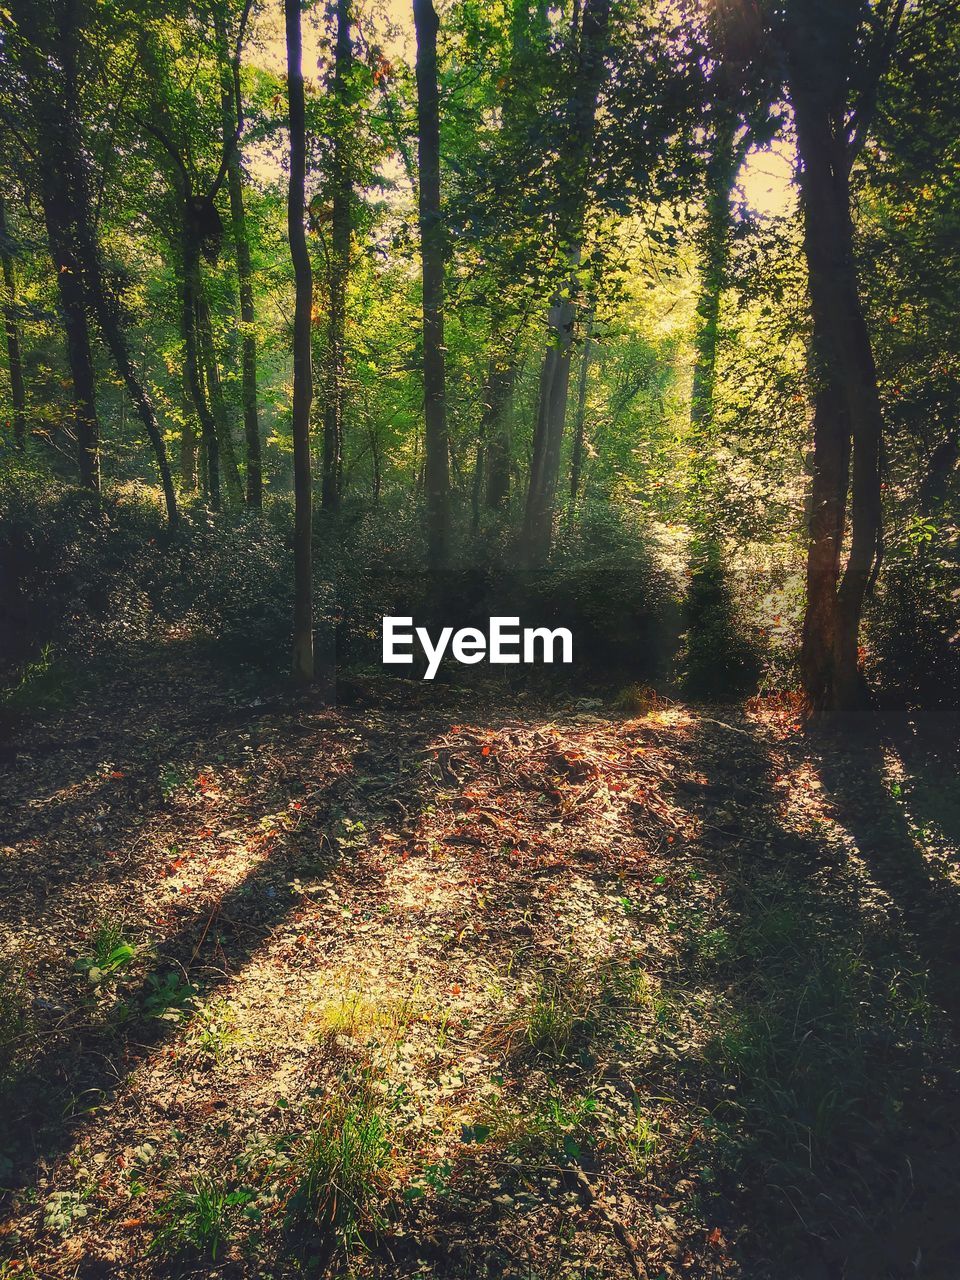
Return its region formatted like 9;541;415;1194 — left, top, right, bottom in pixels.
40;167;101;492
414;0;450;569
800;375;851;713
0;198;28;450
59;0;178;521
322;0;353;511
473;347;518;524
218;23;262;508
569;304;594;503
690;120;739;438
197;291;244;504
522;0;610;564
180;367;198;492
524;291;576;560
484;353;517;512
182;236;220;510
790;43;885;718
286;0;314;683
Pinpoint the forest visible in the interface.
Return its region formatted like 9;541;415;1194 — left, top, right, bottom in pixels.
1;0;959;1276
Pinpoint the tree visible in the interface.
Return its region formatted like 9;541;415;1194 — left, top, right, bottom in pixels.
414;0;450;569
522;0;611;565
286;0;314;683
6;0;180;520
781;0;908;719
216;0;262;508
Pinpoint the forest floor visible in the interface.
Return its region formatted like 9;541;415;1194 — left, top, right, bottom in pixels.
1;650;960;1280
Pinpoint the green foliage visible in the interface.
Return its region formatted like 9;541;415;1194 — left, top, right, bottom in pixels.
74;919;136;987
286;1094;393;1253
142;971;196;1022
149;1174;254;1261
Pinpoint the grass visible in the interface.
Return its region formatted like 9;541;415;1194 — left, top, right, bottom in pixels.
184;997;241;1065
74;918;136;986
149;1174;253;1261
312;984;422;1046
286;1093;394;1254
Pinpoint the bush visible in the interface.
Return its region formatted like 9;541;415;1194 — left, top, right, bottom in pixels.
678;536;764;700
868;521;960;710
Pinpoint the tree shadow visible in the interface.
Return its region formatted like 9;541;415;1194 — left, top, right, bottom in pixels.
0;676;456;1208
672;712;960;1280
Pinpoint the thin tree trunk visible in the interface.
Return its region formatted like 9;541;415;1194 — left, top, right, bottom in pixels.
0;198;28;450
569;304;594;503
322;0;353;510
690;120;739;438
414;0;450;569
182;236;220;510
218;23;262;508
197;291;244;504
180;367;198;492
286;0;314;683
484;347;517;512
522;0;610;564
472;349;517;526
52;0;178;521
40;167;101;492
524;291;576;560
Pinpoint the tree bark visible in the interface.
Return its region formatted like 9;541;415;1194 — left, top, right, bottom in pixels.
471;350;516;530
414;0;451;569
0;198;28;451
286;0;314;683
322;0;353;511
788;4;887;720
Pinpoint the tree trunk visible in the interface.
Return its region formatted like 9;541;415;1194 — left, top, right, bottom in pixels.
484;347;518;512
197;291;244;504
0;198;28;451
286;0;314;683
690;120;739;438
524;292;576;560
569;304;594;503
40;166;101;492
182;235;220;510
521;0;611;564
799;376;851;713
218;31;262;508
791;81;884;719
180;367;198;492
322;0;353;511
471;348;517;526
414;0;450;569
49;0;179;521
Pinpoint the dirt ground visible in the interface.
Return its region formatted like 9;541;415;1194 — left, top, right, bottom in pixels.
2;652;959;1279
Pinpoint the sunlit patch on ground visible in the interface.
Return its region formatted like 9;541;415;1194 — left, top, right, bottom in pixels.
1;661;959;1278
